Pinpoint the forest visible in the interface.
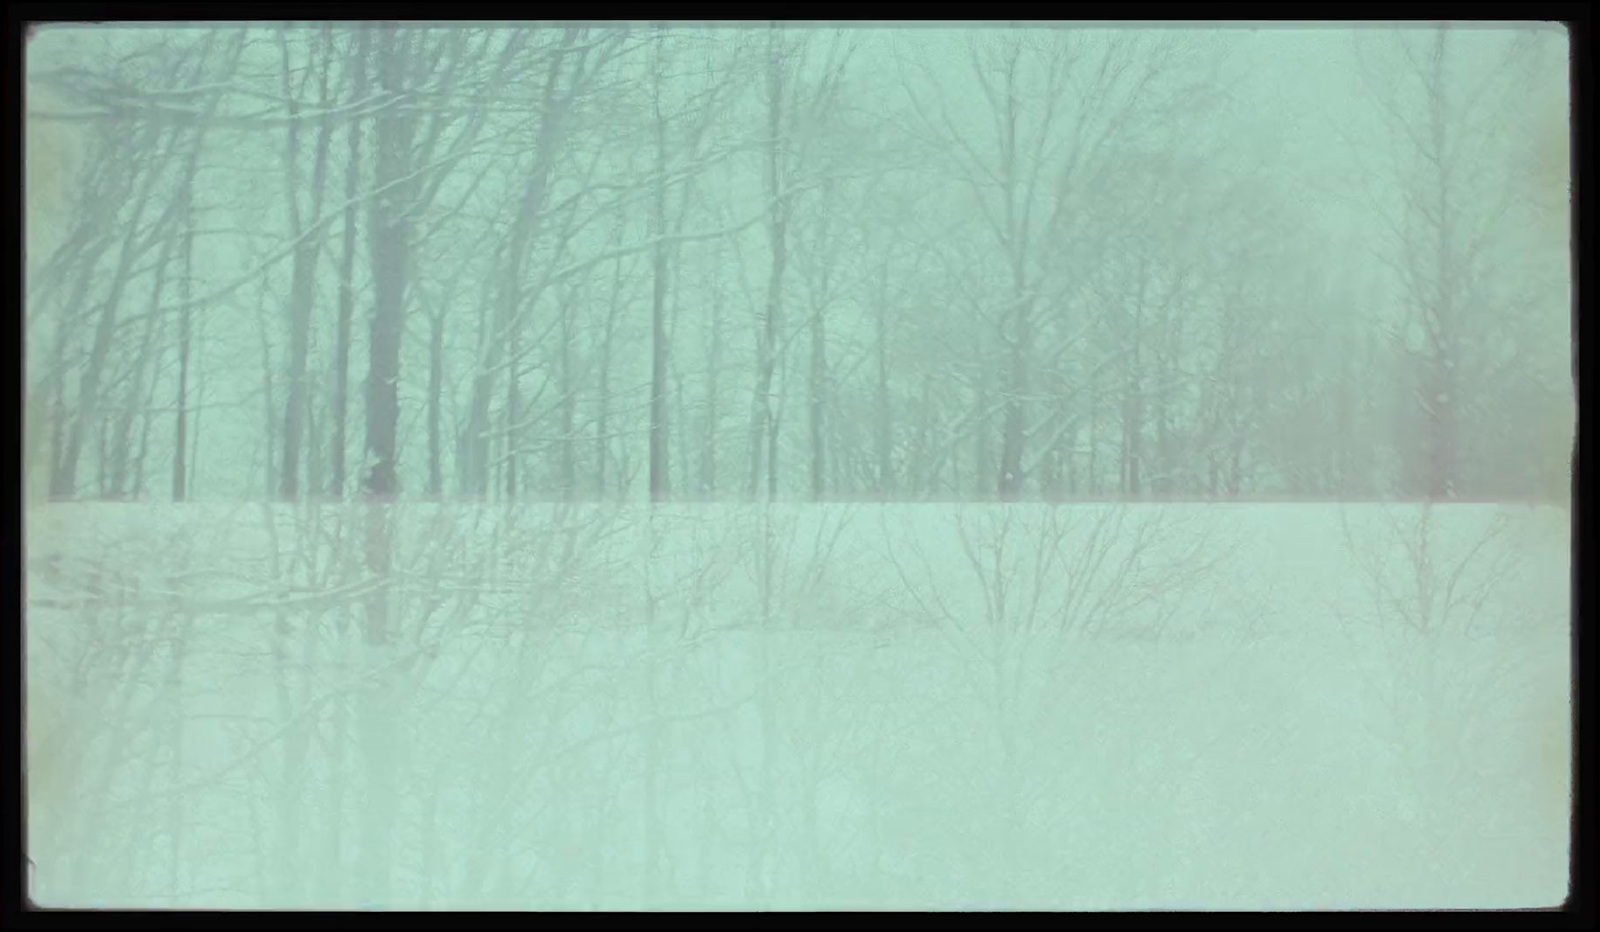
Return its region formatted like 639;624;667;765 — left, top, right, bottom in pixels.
24;23;1573;504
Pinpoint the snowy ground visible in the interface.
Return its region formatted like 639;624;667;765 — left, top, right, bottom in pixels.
24;502;1571;910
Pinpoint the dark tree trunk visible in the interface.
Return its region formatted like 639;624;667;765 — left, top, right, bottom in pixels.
595;285;618;499
558;295;576;499
131;293;170;499
808;293;828;502
971;370;989;498
462;271;494;499
874;266;893;498
279;241;314;501
1120;276;1145;499
1122;379;1144;498
331;27;370;499
504;326;519;501
426;307;444;498
701;277;722;497
47;321;70;501
307;392;323;501
279;36;336;501
172;211;192;502
111;234;173;499
997;298;1032;502
364;29;410;502
750;34;787;502
648;65;672;503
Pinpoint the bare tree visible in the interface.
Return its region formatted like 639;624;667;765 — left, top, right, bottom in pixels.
1336;502;1566;883
879;504;1224;898
1351;25;1565;499
275;27;337;501
329;26;371;499
896;30;1220;500
459;29;589;499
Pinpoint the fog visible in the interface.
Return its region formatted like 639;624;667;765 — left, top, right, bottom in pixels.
24;21;1572;910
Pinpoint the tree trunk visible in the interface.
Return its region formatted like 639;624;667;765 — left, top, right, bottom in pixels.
458;268;494;498
596;302;617;500
94;417;107;499
504;328;520;501
992;296;1030;502
913;375;933;497
257;295;279;499
1122;376;1144;499
427;306;445;498
365;26;409;502
111;233;175;499
648;32;672;504
330;27;370;499
806;181;834;501
808;289;828;502
46;315;71;501
747;299;776;499
1120;277;1145;499
132;300;170;498
701;275;722;497
1088;358;1101;497
1423;28;1460;500
307;388;323;501
132;371;157;498
674;368;691;500
971;370;989;498
750;31;787;502
767;367;784;501
1065;422;1079;497
558;294;576;499
279;35;336;501
279;251;314;502
874;265;893;498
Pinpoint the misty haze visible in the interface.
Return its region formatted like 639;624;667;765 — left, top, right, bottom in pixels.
24;22;1572;910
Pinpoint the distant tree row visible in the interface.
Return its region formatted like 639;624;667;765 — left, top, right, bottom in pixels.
24;23;1571;504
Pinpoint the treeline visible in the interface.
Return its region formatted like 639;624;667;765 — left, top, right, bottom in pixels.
23;24;1572;504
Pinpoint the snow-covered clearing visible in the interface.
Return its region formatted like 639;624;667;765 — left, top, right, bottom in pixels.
24;502;1570;909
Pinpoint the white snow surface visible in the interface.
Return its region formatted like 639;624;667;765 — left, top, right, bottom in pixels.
24;502;1571;909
